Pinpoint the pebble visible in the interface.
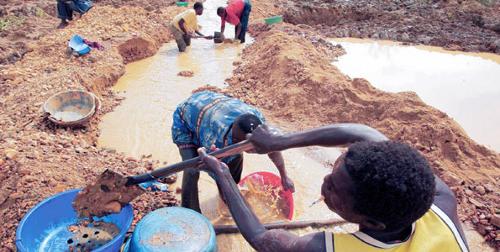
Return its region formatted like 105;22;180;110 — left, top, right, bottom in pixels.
474;185;486;195
469;198;485;209
5;149;18;160
464;189;473;196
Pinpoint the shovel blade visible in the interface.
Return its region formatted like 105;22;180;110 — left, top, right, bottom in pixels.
73;169;145;218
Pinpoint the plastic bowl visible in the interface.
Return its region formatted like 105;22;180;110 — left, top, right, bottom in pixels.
16;189;133;252
43;90;99;126
264;15;283;25
176;1;189;7
239;171;294;220
127;207;217;252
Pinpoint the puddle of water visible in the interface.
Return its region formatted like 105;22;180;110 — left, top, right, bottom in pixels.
99;1;247;163
331;38;500;152
98;1;352;251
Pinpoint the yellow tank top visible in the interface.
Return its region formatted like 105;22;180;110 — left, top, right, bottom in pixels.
325;205;468;252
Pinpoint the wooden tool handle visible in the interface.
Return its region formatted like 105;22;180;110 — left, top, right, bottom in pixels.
126;140;253;185
214;219;348;234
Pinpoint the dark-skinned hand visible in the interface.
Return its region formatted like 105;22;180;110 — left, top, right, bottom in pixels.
247;124;283;154
197;147;229;174
281;176;295;193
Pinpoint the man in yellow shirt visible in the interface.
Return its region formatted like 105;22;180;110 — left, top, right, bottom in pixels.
170;2;212;52
199;123;470;252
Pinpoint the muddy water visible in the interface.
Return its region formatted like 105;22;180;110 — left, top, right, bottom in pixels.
98;1;353;251
332;38;500;152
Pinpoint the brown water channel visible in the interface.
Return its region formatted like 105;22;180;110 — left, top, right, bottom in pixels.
98;1;352;251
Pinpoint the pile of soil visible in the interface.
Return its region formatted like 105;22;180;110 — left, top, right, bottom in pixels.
0;0;178;66
226;23;500;248
0;3;186;250
281;0;500;53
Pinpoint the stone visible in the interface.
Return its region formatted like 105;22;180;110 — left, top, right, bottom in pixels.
441;172;464;186
474;185;486;195
464;189;473;196
5;149;18;160
469;198;485;209
484;183;495;193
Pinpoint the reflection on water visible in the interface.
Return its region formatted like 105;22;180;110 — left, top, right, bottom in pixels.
332;38;500;152
98;0;246;162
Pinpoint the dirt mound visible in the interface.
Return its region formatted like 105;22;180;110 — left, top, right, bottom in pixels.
281;0;500;53
225;24;500;248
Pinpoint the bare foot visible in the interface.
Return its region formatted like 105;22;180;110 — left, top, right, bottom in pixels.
57;20;68;29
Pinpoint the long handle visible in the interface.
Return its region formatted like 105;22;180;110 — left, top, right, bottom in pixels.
214;219;348;234
126;140;253;185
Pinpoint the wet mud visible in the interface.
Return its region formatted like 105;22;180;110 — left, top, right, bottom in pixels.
73;169;145;218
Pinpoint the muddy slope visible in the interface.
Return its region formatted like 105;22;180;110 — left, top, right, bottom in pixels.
0;3;186;250
282;0;500;53
226;24;500;248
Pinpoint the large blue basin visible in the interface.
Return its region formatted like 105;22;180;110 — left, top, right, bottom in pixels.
16;189;133;252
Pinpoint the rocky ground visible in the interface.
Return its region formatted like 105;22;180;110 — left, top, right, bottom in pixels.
281;0;500;53
0;1;183;250
0;0;499;251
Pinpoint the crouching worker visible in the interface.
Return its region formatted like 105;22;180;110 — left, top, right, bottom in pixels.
172;91;294;213
198;123;469;252
57;0;93;28
217;0;252;43
170;2;212;52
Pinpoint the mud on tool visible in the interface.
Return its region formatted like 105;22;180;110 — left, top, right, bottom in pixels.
74;140;254;217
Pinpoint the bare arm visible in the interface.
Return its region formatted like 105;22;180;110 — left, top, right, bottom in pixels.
267;151;295;192
220;20;226;34
235;23;242;39
178;18;189;34
249;123;388;154
198;148;325;251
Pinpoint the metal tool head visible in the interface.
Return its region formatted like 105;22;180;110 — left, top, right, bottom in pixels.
73;169;145;218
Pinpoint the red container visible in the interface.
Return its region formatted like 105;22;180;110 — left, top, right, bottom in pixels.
239;171;294;220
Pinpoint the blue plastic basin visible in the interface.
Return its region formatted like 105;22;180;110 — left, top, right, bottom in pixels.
127;207;216;252
69;34;91;55
16;189;133;252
